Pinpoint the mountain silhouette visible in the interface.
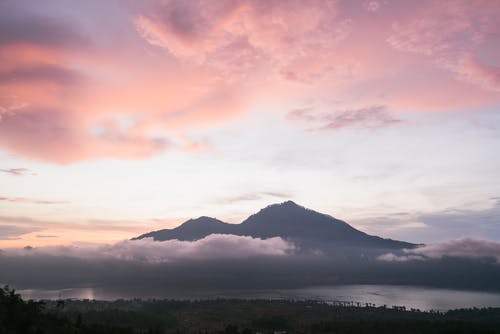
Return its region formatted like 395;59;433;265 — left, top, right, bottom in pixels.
134;201;415;249
136;216;236;241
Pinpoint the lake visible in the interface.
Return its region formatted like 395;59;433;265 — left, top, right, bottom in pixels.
18;284;500;311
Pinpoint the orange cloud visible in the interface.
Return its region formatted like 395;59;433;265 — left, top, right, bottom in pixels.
0;214;184;248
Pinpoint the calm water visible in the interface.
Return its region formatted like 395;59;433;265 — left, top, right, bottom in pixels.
19;285;500;311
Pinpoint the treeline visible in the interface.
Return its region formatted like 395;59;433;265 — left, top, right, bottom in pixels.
2;286;500;333
0;286;142;333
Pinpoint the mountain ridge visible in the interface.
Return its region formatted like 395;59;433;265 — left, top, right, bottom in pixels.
133;201;415;249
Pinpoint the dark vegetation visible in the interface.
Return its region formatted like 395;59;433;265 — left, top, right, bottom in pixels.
2;286;500;333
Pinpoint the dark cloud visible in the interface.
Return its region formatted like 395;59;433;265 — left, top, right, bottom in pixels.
414;202;500;241
0;64;84;85
0;4;87;48
2;238;500;293
287;105;402;131
0;168;35;176
153;0;233;40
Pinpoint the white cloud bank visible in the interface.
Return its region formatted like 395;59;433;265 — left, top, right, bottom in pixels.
4;234;295;263
378;238;500;264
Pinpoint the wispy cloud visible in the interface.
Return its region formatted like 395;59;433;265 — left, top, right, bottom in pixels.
216;191;292;204
387;1;500;91
363;1;381;13
378;238;500;264
0;196;68;205
288;105;402;131
0;168;35;176
0;215;173;235
0;225;41;240
353;199;500;243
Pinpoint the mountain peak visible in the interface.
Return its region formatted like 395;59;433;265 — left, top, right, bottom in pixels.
185;216;222;225
282;200;299;206
261;200;304;212
133;216;231;241
243;200;334;227
133;202;415;249
278;200;301;208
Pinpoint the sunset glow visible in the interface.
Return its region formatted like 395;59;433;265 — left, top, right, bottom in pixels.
1;0;499;247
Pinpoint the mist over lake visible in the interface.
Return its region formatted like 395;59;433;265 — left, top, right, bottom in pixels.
18;285;500;312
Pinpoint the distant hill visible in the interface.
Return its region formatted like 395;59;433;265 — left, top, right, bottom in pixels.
133;201;414;249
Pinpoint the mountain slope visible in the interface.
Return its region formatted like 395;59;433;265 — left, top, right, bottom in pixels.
134;216;236;242
134;201;415;249
238;201;413;248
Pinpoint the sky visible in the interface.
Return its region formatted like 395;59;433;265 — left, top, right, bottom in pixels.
0;0;499;248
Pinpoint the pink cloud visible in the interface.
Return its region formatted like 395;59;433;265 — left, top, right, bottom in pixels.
0;1;499;163
0;107;168;163
0;196;68;205
134;0;349;81
363;1;381;12
0;3;249;163
387;0;500;91
288;105;402;131
454;55;500;92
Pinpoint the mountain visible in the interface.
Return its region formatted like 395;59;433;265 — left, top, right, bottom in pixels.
136;216;236;241
133;201;415;249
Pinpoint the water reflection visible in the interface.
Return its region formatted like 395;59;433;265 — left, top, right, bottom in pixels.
19;287;96;301
18;285;500;311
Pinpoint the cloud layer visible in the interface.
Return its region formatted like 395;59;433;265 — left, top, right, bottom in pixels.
4;234;295;263
378;238;500;264
0;1;498;162
2;235;500;293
